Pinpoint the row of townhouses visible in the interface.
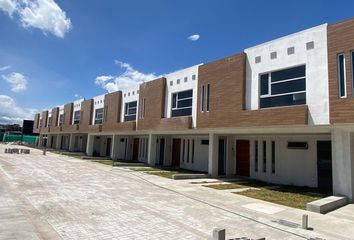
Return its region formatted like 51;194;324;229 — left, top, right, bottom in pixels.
34;18;354;201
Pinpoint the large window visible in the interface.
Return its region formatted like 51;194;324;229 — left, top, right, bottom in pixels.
171;89;193;117
94;108;104;124
259;65;306;108
338;53;346;98
73;110;81;124
47;117;52;127
58;114;64;126
351;52;354;96
206;84;210;111
124;101;137;122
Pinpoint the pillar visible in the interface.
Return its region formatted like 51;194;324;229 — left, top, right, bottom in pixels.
208;133;218;178
69;134;75;152
47;134;52;149
332;128;354;201
147;134;157;166
86;134;95;156
56;134;62;149
111;135;119;160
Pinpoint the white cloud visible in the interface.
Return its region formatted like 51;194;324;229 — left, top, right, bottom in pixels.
0;0;16;16
0;0;71;38
74;93;82;98
0;95;37;124
95;61;158;93
2;72;28;92
0;65;11;71
188;34;200;41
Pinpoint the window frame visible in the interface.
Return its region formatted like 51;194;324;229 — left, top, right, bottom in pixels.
338;53;347;98
259;65;306;108
171;89;193;117
124;101;137;122
206;84;210;111
200;85;204;112
94;108;104;125
351;51;354;97
73;110;81;124
58;114;64;126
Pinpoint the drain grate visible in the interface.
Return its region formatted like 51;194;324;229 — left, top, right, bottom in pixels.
271;219;300;228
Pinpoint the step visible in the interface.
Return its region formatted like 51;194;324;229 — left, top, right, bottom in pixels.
307;196;347;214
172;173;211;180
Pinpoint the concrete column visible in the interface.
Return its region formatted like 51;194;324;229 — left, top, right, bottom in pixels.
147;134;157;166
164;136;172;166
111;135;119;160
332;128;354;201
226;136;236;177
56;134;62;149
86;134;95;156
208;133;218;178
68;134;75;152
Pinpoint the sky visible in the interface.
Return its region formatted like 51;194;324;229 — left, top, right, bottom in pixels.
1;0;354;125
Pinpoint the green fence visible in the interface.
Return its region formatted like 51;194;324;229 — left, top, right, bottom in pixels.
2;134;38;145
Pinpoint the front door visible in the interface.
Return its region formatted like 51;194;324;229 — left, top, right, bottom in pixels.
236;140;250;177
172;139;181;167
106;138;112;157
317;141;332;193
132;138;139;161
158;138;165;165
218;137;226;175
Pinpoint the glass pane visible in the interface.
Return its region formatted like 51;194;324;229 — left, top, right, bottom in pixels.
177;99;192;108
271;78;305;95
178;89;193;99
338;54;346;97
171;107;192;117
128;107;137;115
124;114;136;122
129;101;137;108
260;74;269;95
260;92;306;108
271;65;305;82
172;93;177;108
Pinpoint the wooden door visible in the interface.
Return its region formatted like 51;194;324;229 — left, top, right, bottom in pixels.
317;141;332;193
236;140;250;176
172;139;181;167
132;138;139;161
106;138;112;157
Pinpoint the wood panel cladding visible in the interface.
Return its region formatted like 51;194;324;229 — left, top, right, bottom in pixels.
80;99;93;131
197;52;308;128
40;111;49;133
33;113;40;133
328;18;354;123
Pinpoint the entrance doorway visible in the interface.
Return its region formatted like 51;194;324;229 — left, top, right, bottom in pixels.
218;137;226;175
236;140;250;176
158;138;165;165
172;139;181;167
317;141;332;193
106;138;112;157
132;138;139;161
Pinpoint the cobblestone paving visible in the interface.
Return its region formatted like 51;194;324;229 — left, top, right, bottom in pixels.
0;146;327;240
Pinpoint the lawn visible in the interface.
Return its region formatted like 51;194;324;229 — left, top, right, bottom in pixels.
92;160;114;166
203;180;271;190
129;167;202;179
235;186;328;209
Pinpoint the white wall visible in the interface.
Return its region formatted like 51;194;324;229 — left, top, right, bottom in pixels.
244;24;329;125
92;94;105;125
176;135;209;172
72;98;84;124
236;134;331;188
121;85;140;122
164;65;201;128
57;105;64;126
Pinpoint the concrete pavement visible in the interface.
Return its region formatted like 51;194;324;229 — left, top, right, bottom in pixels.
0;144;353;239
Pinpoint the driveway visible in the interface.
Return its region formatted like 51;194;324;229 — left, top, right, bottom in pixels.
0;144;351;240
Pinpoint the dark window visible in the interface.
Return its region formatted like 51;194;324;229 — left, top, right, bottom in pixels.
187;139;190;163
338;53;346;98
124;101;137;122
182;139;185;162
171;89;193;117
352;52;354;96
48;117;52;127
206;84;210;111
254;141;258;172
263;141;266;173
140;98;145;119
287;142;308;149
192;139;195;163
200;85;204;112
201;139;209;145
271;141;275;174
94;108;104;124
260;65;306;108
287;47;295;55
59;114;64;126
73;110;80;124
260;74;269;95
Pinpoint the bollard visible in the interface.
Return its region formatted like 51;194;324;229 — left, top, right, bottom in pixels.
43;149;46;155
302;214;308;230
213;228;225;240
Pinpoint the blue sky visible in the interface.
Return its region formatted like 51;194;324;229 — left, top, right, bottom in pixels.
1;0;354;124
